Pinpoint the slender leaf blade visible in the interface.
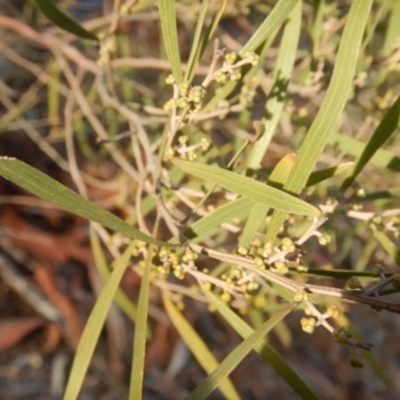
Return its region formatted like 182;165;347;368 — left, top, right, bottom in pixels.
186;304;294;400
184;0;210;82
63;243;135;400
129;246;154;399
33;0;98;40
163;294;240;400
248;1;302;169
90;226;138;321
172;159;320;217
158;0;183;83
240;0;299;55
341;93;400;190
330;133;400;171
0;158;172;247
267;0;373;239
206;293;319;400
286;0;373;194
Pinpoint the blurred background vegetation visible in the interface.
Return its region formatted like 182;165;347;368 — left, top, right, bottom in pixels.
0;0;400;399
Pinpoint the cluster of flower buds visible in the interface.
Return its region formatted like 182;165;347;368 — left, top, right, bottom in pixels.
164;79;207;114
165;134;210;160
236;236;302;275
214;51;260;84
151;246;199;280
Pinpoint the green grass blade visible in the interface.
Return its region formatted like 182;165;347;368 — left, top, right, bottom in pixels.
383;0;400;56
129;246;154;399
267;0;372;240
248;1;301;169
184;0;210;82
206;293;319;400
0;158;172;247
240;0;299;55
163;293;240;400
158;0;183;83
310;0;325;58
63;243;135;400
186;303;294;400
341;93;400;190
185;0;227;83
33;0;98;40
172;159;320;217
204;0;227;47
90;226;138;321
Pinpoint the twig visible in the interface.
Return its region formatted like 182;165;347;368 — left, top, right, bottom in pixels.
190;244;400;314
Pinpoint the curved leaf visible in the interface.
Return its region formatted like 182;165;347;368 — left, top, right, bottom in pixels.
0;158;172;247
240;0;299;55
341;93;400;190
63;243;135;400
186;304;294;400
163;293;240;400
206;293;319;400
33;0;98;41
172;159;320;217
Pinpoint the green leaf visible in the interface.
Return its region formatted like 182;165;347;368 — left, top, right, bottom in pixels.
90;226;139;323
184;0;211;83
286;0;372;194
172;158;320;217
240;0;299;55
0;158;173;247
382;0;400;56
341;93;400;190
63;243;135;400
186;303;294;400
129;246;154;399
305;268;376;280
163;293;240;400
206;293;319;400
33;0;98;41
184;0;227;83
267;0;373;240
248;1;302;169
158;0;183;83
